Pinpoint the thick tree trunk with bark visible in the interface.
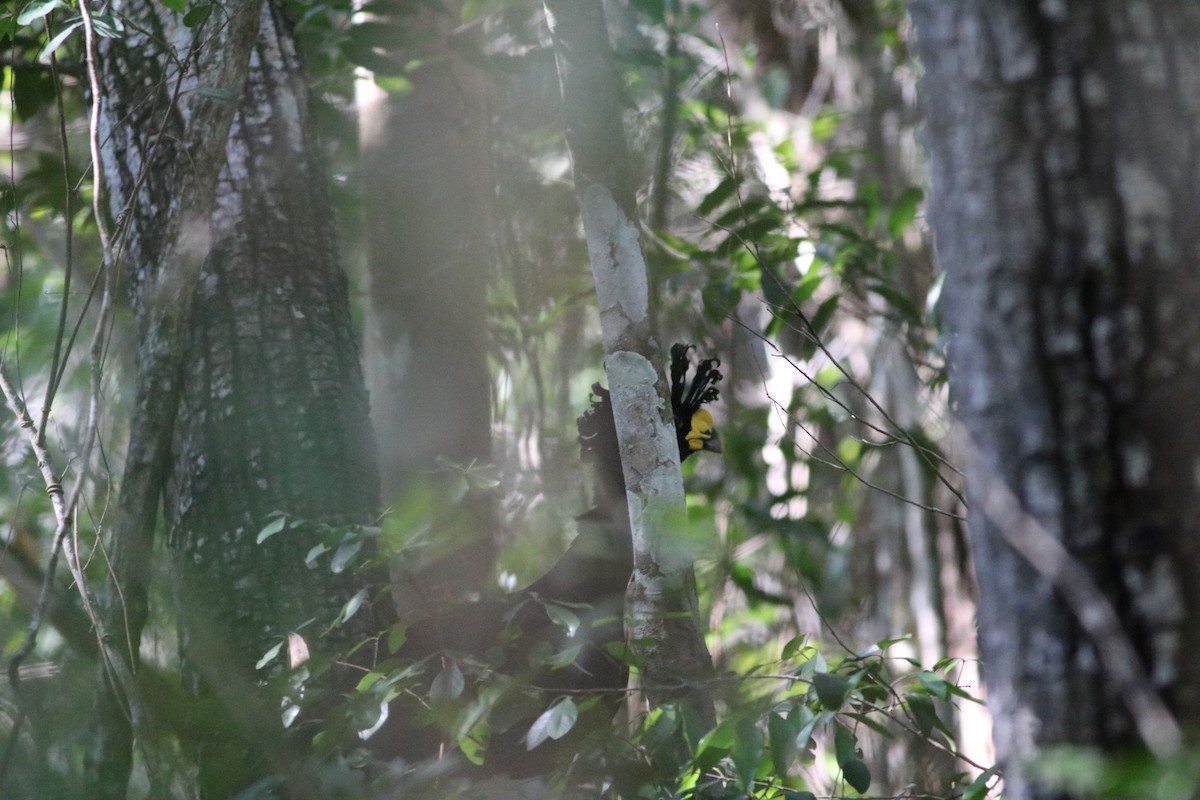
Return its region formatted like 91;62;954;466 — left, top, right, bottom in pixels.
912;2;1200;796
90;2;382;796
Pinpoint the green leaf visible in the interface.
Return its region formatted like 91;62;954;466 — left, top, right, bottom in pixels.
791;268;825;306
430;662;464;701
907;693;942;737
335;588;368;625
867;279;919;322
963;766;1001;800
330;536;363;574
386;623;407;654
18;0;66;25
781;635;806;660
833;725;873;791
640;704;678;751
37;19;81;63
694;719;735;771
696;175;739;217
544;603;580;637
731;717;764;791
545;642;584;669
834;724;859;766
281;703;301;728
785;793;816;800
789;703;818;752
304;542;329;566
812;671;851;710
525;697;578;749
89;12;124;37
257;514;288;543
811;110;840;141
768;712;796;775
842;758;871;793
11;63;56;120
160;0;186;12
875;634;912;651
356;671;384;692
916;670;953;699
886;186;923;239
255;641;283;669
182;2;211;27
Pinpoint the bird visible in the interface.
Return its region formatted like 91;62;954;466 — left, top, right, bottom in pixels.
367;343;722;780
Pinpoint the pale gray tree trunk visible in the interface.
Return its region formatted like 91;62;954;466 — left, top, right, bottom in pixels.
912;3;1200;797
544;0;715;721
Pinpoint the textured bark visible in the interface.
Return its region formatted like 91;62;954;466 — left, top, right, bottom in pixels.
912;2;1200;796
90;2;382;796
89;2;264;794
545;0;715;720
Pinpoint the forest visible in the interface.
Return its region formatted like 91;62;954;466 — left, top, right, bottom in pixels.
2;1;1199;799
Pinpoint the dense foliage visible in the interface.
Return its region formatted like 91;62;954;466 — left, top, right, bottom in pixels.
0;1;1001;798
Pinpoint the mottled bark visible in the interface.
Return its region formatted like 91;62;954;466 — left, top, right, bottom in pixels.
90;1;382;796
89;2;264;794
912;2;1200;796
544;0;715;720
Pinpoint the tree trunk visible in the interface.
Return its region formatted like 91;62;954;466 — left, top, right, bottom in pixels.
912;2;1200;796
544;0;715;722
357;0;496;608
90;2;382;796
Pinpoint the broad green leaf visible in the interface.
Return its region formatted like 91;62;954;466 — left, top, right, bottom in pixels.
694;719;735;770
335;588;368;625
916;670;952;700
811;110;840;141
731;717;764;791
843;758;871;793
833;724;873;791
789;703;818;752
356;671;384;692
886;186;924;239
11;61;56;120
781;635;806;660
907;693;943;737
18;0;66;25
963;766;1001;800
812;671;851;710
37;19;81;63
386;622;407;654
544;603;580;637
768;712;796;775
430;662;464;701
304;542;330;566
330;536;362;574
183;2;211;27
696;175;739;217
546;642;584;669
525;697;578;749
90;12;124;37
160;0;187;12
